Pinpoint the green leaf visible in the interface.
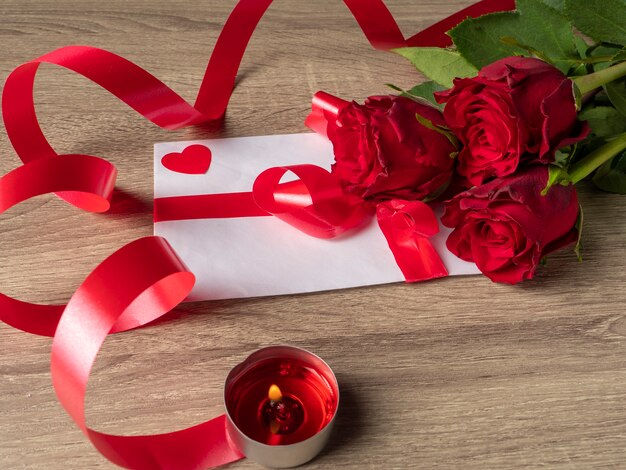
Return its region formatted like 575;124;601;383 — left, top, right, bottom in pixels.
541;165;571;195
613;48;626;61
385;83;403;93
578;106;626;137
605;78;626;117
591;45;624;64
564;0;626;46
554;149;570;166
499;36;552;63
515;0;579;68
539;0;565;12
592;150;626;193
414;113;460;150
573;35;591;60
589;45;623;73
574;204;584;261
393;47;478;88
385;81;446;108
403;81;446;107
573;81;583;110
448;12;524;68
449;0;579;72
422;179;452;203
554;144;579;167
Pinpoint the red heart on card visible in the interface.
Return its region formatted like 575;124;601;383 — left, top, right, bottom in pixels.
161;144;212;175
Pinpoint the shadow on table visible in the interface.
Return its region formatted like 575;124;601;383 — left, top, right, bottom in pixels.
107;188;153;216
317;377;365;459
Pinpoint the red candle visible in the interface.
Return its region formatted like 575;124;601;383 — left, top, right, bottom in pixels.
224;346;339;468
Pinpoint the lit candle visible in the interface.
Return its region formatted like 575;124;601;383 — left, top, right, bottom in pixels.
224;346;339;468
262;384;304;440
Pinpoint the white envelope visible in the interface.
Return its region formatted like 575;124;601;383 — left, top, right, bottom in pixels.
154;133;479;301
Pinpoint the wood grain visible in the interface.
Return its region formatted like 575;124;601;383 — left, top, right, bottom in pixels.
1;1;626;469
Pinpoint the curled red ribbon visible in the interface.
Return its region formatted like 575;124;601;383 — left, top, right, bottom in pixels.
252;165;370;238
304;91;350;137
0;1;516;468
51;236;244;470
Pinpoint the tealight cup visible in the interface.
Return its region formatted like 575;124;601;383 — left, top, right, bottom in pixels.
224;345;339;468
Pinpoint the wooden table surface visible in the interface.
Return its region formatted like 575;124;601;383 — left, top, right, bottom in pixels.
1;1;626;468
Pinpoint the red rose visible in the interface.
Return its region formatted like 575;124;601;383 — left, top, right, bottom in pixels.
436;57;589;186
441;166;579;284
326;95;455;202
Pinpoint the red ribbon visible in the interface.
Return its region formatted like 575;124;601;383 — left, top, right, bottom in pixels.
51;236;243;470
253;165;370;238
0;1;516;468
304;91;350;137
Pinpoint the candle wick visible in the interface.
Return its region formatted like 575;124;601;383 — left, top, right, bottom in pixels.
269;420;281;435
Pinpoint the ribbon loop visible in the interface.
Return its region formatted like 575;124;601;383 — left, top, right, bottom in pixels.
0;154;117;213
50;236;243;469
252;164;370;239
304;91;350;137
376;200;448;282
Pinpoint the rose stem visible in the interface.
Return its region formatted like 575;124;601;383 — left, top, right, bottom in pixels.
569;133;626;184
572;60;626;95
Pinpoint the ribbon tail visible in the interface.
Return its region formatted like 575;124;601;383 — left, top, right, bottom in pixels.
380;228;449;282
305;91;350;137
376;202;448;282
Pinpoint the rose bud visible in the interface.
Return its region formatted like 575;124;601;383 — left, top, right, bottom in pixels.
436;57;589;186
441;166;579;284
326;95;456;202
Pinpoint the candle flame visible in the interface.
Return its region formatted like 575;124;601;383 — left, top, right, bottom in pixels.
268;384;282;402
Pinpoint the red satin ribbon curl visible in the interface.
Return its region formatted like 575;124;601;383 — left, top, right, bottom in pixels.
304;91;349;137
0;154;117;214
252;165;370;238
0;1;517;468
50;236;243;470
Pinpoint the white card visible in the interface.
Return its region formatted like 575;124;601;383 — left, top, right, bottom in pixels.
154;133;479;301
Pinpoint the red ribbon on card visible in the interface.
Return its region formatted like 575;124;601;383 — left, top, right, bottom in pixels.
0;1;515;468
